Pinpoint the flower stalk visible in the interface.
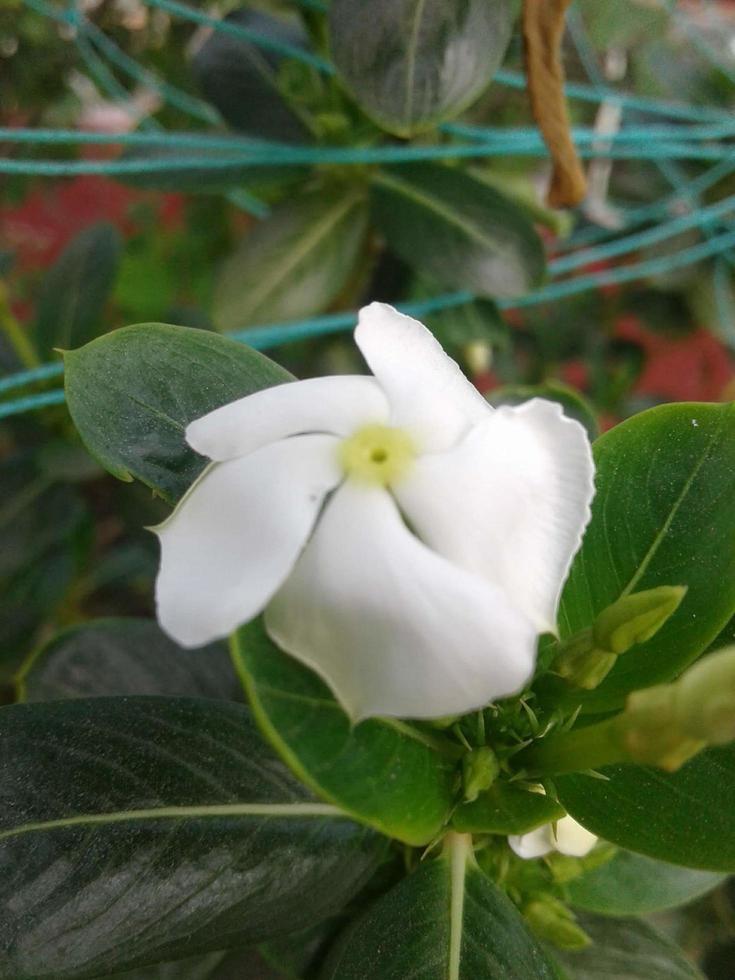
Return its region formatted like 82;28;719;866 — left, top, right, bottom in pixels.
523;646;735;775
552;585;687;689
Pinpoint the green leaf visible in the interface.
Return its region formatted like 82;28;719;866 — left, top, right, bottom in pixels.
17;618;240;703
552;912;704;980
34;222;121;352
109;947;285;979
329;0;513;136
321;837;558;979
0;455;89;678
212;187;368;331
64;322;291;503
231;619;458;847
118;143;298;192
556;745;735;871
452;782;565;835
193;9;310;143
372;164;546;298
566;849;724;916
0;696;387;979
559;402;735;712
491;382;599;441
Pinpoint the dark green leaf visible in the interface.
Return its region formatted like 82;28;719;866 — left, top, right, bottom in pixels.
322;838;557;979
566;849;724;916
556;745;735;871
109;947;285;979
18;618;240;703
559;403;735;712
212;187;368;331
193;9;309;143
118;143;298;192
0;456;89;678
64;322;291;503
329;0;513;136
452;782;565;835
491;382;599;441
34;223;121;352
553;912;704;980
0;696;387;979
232;619;458;846
372;164;546;298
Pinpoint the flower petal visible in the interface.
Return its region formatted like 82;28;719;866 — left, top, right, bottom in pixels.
554;816;598;857
354;303;491;452
508;826;554;860
154;434;342;647
265;481;536;721
186;376;389;462
393;398;595;634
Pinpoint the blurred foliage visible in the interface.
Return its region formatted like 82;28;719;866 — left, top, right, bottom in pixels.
2;0;735;976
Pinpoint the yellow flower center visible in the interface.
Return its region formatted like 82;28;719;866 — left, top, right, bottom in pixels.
339;424;416;486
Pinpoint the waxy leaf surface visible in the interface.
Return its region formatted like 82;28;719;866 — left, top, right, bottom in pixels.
64;323;291;503
329;0;512;136
566;849;724;916
557;745;735;871
193;9;310;143
372;164;546;298
321;844;557;979
0;697;386;979
560;402;735;712
553;912;704;980
213;187;368;331
19;618;239;703
232;619;458;846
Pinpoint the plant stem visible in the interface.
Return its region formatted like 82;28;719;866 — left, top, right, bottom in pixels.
517;716;627;775
0;284;39;369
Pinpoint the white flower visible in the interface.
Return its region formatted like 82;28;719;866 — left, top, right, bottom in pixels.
509;816;598;860
154;303;595;721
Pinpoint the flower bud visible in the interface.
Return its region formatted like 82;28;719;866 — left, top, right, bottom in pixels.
462;746;500;802
553;586;686;690
619;684;705;771
593;585;687;655
674;647;735;745
524;897;590;950
618;647;735;771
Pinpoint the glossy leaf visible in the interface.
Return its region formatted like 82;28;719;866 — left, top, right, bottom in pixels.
322;838;557;979
18;618;240;703
329;0;513;136
109;948;285;979
566;849;724;916
64;322;291;503
556;745;735;871
212;187;368;331
452;782;565;835
0;696;387;979
559;402;735;712
372;164;546;298
34;222;121;352
553;912;704;980
193;9;309;143
231;619;458;846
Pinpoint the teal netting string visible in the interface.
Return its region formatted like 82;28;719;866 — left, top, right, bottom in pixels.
3;0;735;419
